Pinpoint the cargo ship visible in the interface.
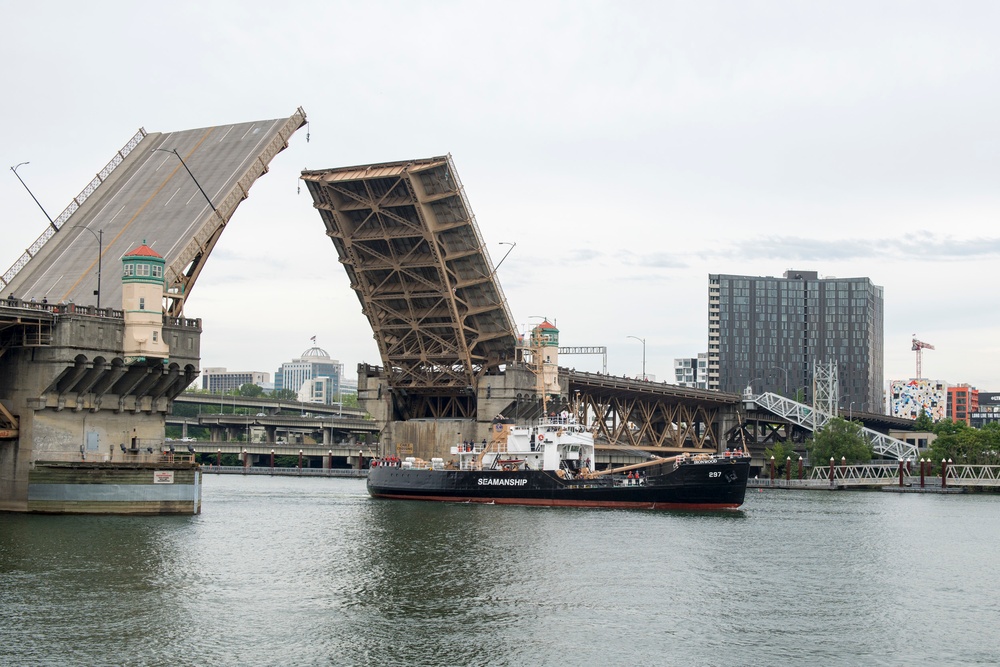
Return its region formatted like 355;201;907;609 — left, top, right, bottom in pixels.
367;416;750;510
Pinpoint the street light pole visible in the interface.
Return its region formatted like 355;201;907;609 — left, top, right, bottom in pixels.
153;148;218;213
72;226;103;309
10;162;57;232
771;367;788;396
626;336;646;379
493;241;516;273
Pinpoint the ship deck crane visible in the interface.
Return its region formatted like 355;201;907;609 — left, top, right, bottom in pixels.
912;336;935;379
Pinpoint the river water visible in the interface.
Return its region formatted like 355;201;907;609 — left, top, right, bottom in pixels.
2;475;999;666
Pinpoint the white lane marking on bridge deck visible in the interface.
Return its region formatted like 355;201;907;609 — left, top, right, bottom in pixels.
167;119;284;260
109;205;126;224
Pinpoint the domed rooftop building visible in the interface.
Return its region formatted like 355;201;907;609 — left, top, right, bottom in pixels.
275;339;344;404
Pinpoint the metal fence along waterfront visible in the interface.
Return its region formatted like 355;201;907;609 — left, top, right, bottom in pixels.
202;465;366;478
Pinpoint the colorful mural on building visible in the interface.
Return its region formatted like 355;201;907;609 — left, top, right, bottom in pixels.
890;379;947;421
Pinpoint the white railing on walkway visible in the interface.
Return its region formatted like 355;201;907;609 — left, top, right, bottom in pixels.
752;463;1000;489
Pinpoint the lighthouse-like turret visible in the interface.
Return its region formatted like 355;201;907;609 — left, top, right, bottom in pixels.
121;241;169;363
532;320;561;397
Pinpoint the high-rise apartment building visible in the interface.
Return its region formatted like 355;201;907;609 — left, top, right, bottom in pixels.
674;353;708;389
708;270;883;409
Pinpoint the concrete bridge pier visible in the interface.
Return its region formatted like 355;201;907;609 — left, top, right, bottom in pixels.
0;309;202;513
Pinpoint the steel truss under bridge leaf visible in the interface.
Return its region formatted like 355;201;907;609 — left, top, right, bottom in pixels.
302;156;517;420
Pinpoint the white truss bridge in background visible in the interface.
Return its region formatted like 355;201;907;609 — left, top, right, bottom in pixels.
744;390;918;461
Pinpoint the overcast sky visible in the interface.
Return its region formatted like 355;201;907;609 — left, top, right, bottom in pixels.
3;1;1000;396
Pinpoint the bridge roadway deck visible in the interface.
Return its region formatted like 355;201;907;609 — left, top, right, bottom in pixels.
173;393;366;418
566;370;741;406
3;109;306;314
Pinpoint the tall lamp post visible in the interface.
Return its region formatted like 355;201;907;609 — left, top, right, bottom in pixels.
771;367;788;396
72;226;103;309
153;148;218;213
626;335;646;379
11;162;57;232
494;241;516;272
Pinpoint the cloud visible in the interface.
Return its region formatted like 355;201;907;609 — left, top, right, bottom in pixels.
717;233;1000;262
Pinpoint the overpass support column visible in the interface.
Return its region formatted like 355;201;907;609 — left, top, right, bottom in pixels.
323;427;331;446
265;426;276;443
718;406;741;453
181;424;188;439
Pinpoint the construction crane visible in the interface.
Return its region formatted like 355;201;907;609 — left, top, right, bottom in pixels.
911;336;935;379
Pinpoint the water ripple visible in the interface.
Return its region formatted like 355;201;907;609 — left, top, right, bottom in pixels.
3;476;1000;665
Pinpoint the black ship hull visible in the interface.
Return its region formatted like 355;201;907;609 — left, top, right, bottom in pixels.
367;457;750;510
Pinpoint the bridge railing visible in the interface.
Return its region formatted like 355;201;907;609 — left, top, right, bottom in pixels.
445;154;516;336
166;108;306;310
2;129;147;293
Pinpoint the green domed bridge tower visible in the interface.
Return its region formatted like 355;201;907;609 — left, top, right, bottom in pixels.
122;242;169;364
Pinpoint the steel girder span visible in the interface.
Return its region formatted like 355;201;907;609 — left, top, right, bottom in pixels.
2;109;307;317
302;156;518;420
568;371;742;454
745;391;918;460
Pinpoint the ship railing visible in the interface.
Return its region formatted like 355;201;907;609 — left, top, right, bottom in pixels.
537;416;579;429
614;476;647;487
456;443;485;470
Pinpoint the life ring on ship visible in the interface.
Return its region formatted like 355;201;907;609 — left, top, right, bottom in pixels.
371;460;378;468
